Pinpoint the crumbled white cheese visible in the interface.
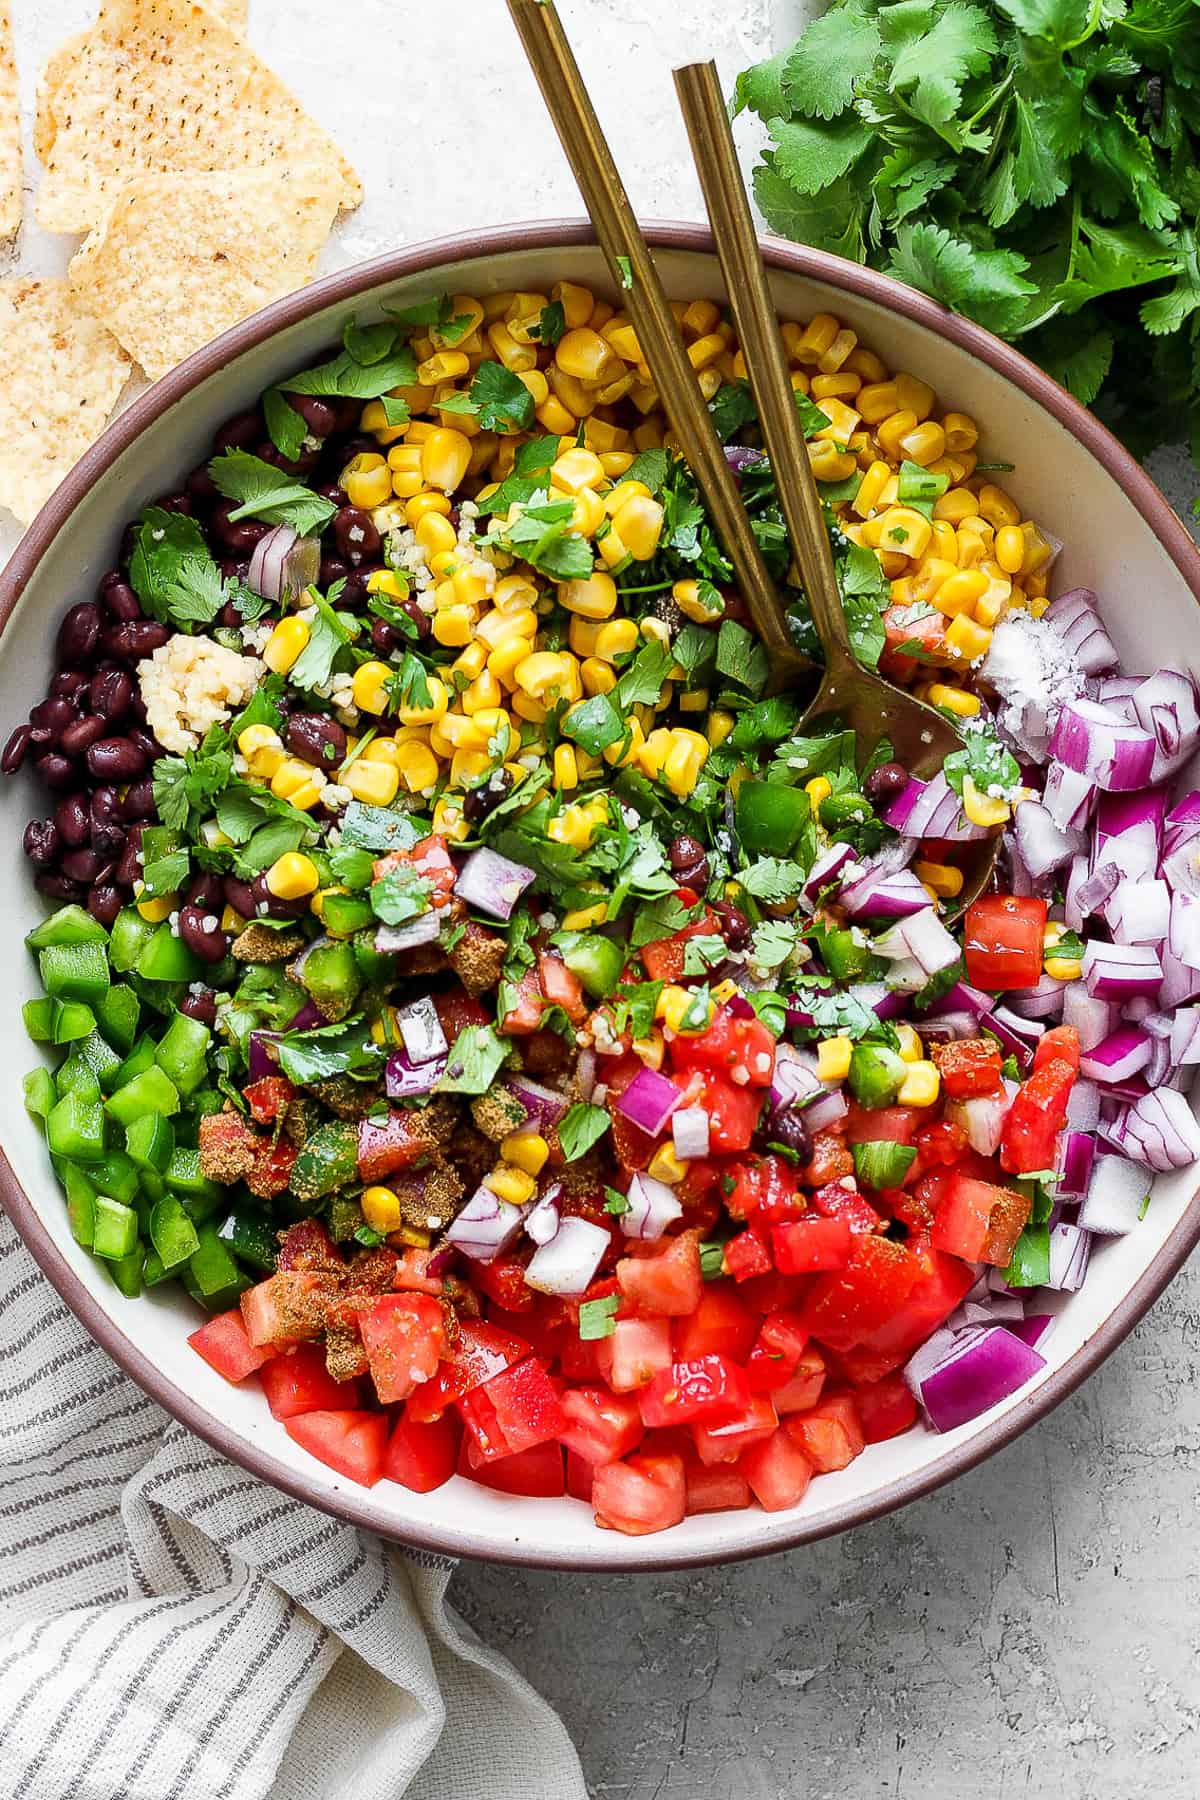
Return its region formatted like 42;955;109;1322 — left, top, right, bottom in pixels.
982;613;1084;760
138;635;261;754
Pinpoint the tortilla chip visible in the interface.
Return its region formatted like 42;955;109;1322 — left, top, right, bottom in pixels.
37;0;360;233
0;279;132;525
34;1;249;164
70;166;342;380
0;3;19;240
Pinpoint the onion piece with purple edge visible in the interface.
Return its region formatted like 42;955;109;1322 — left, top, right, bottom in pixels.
672;1106;709;1159
1066;1075;1101;1129
1080;1025;1152;1084
1015;800;1082;878
1110;878;1170;946
926;979;993;1020
1047;1223;1091;1291
615;1065;683;1137
883;772;989;841
1120;1089;1200;1173
1056;1129;1095;1197
1008;1315;1054;1350
1041;763;1096;833
621;1173;683;1241
395;996;448;1065
524;1184;563;1246
882;955;928;995
1132;668;1200;780
1078;1154;1151;1234
385;1047;447;1099
1092;675;1142;719
444;1184;531;1262
947;1092;1008;1156
1044;588;1118;674
505;1075;569;1132
874;906;960;976
375;911;441;954
524;1215;609;1295
1048;699;1156;790
1169;892;1200;971
1170;1006;1200;1067
985;1006;1043;1072
1081;940;1162;1000
453;847;535;922
1160;944;1200;1008
247;524;321;606
1165;790;1200;853
906;1326;1047;1432
1004;972;1066;1022
801;841;857;903
1097;786;1168;844
839;860;928;920
804;1088;849;1132
769;1043;823;1111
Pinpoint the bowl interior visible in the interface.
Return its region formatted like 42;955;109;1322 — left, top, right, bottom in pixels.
2;228;1198;1569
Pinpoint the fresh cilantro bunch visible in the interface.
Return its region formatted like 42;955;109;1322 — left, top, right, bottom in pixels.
737;0;1200;474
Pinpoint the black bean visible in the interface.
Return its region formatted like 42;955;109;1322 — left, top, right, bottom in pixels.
250;872;309;920
55;794;91;848
211;500;269;556
56;603;102;665
330;399;364;435
668;833;710;889
212;409;264;455
285;393;338;438
286;712;348;768
103;619;170;660
128;726;161;761
29;696;77;743
36;873;82;903
186;871;225;910
86;737;148;782
178;902;230;964
767;1108;812;1161
864;761;909;805
59;714;108;757
337;567;381;610
122;779;156;821
187;465;220;506
61;847;110;885
34;752;78;791
218;602;242;628
22;819;59;865
218;558;250;582
370;618;403;656
713;900;751;951
255;440;320;478
332;506;381;566
319;555;349;589
2;726;30;773
462;767;514;825
100;579;142;623
87;884;124;929
52;670;90;699
180;991;218;1026
89;667;133;720
90;789;126;860
115;832;145;889
223;876;259;919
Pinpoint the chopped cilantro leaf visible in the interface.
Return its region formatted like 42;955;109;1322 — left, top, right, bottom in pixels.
209;449;336;537
579;1294;620;1339
558;1102;611;1162
533;300;566;346
436;1025;509;1095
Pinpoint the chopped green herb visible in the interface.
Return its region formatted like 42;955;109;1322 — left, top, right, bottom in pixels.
558;1102;611;1162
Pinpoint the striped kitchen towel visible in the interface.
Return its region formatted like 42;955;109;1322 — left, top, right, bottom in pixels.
0;1209;588;1800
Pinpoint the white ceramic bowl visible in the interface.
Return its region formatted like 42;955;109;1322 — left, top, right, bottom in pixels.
3;221;1199;1570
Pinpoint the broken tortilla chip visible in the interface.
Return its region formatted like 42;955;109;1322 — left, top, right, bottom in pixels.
0;279;132;525
0;3;19;241
37;0;360;233
69;166;342;380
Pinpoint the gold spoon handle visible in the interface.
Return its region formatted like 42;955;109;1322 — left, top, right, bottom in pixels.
505;0;795;664
673;60;856;673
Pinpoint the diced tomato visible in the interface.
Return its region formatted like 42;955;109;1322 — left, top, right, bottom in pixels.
393;1247;444;1295
801;1130;855;1186
609;1317;673;1392
800;1234;923;1353
275;1219;342;1273
499;968;545;1036
432;986;491;1039
593;1450;686;1535
723;1227;773;1284
771;1346;827;1414
773;1216;852;1275
963;894;1047;991
244;1075;294;1125
746;1312;808;1393
881;602;949;681
930;1172;1031;1265
1032;1023;1081;1075
356;1110;435;1183
785;1394;865;1473
695;1072;764;1155
673;1286;759;1363
844;1103;921;1147
408;1319;531;1423
684;1459;752;1514
931;1038;1004;1099
723;1153;801;1224
617;1232;703;1317
240;1271;333;1347
1001;1057;1077;1174
739;1429;814;1511
558;1387;644;1466
671;1007;777;1088
835;1243;975;1384
566;1447;596;1502
259;1344;357;1419
691;1393;778;1464
639;1354;751;1429
246;1135;298;1199
408;833;457;900
359;1293;445;1405
913;1118;968;1170
811;1178;881;1234
852;1373;918;1443
640;906;718;984
383;1408;461;1493
188;1308;271;1383
458;1357;565;1462
736;1271;808;1317
472;1254;536;1313
284;1410;389;1487
459;1436;566;1497
537;951;587;1023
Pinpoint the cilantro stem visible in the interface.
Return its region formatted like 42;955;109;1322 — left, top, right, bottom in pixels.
614;581;674;596
963;70;1013;134
338;727;376;777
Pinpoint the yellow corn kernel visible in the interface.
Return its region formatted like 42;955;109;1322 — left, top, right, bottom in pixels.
457;671;499;717
893;1022;924;1064
975;483;1020;529
816;1037;853;1082
994;524;1025;574
816;327;858;375
857;381;900;425
603;717;645;768
846;346;888;384
656;985;714;1035
898;420;946;467
431;796;470;843
555;327;611;383
613;494;664;562
363;571;405;606
1030;595;1050;619
940;412;977;453
560;571;618;620
513;651;573;702
661;731;708;798
927;520;959;565
551;447;605;495
678;298;719;340
344;759;401;806
637;727;673;780
851;460;892;519
549;281;593;330
431;605;475;648
262;616;310;676
563;900;608;930
417;350;470;388
794;312;840;364
391;740;438;793
812;396;862;444
237;723;285;780
647;1143;689;1186
501;1132;551;1178
592;617;639;664
351;660;393;715
535;396;576;437
361;1186;403;1234
897;1061;940;1106
418;428;471;494
565;488;605;538
136;889;176;923
487;1164;538;1207
933;486;978;524
270;759;326;810
546;804;597;849
684;331;724;373
580;657;617;696
672;578;723;625
600;478;648;519
876;408;920;460
361;398;409;446
676;686;708;716
429;293;484;348
806;440;856;483
199;820;234;852
915;859;964;898
395;675;449;727
265;852;320;901
909;558;957;609
567;617;603;660
812;371;862;402
926;683;981;718
934;569;990;617
342;453;393;511
945;615;994;662
877;507;932;560
892;372;933;422
548;744;579;792
975;580;1013;630
961;775;1011;831
805;775;832;810
486;320;536;374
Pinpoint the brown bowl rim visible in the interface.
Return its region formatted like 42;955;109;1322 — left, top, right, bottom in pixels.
2;217;1199;1572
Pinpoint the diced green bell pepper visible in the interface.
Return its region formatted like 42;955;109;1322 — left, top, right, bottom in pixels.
181;1264;252;1313
75;1029;124;1093
847;1042;907;1109
26;904;109;950
22;998;55;1041
107;1248;145;1298
150;1195;201;1269
61;1163;97;1248
189;1089;226;1120
153;1013;212;1097
164;1145;221;1200
816;927;880;983
139;824;182;866
819;791;873;831
134;925;203;984
127;973;186;1018
215;1206;278;1272
188;1221;243;1297
290;1120;359;1204
125;1111;175;1174
93;984;140;1054
114;1032;157;1089
55;1057;102;1103
89;1150;141;1206
92;1193;139;1260
53;1001;99;1044
321;891;375;937
141;1246;172;1286
735;781;810;856
561;933;625;1000
39;941;110;1006
109;907;158;973
104;1065;180;1126
22;1066;56;1127
297;940;362;1022
352;930;395;986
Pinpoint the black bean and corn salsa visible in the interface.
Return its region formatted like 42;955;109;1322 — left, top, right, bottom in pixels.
9;281;1200;1533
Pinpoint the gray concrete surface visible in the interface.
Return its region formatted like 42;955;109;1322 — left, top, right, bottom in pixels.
5;4;1200;1796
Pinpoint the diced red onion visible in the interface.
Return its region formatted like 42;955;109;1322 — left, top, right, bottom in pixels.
1091;675;1141;720
672;1106;710;1160
1110;878;1170;946
1045;588;1118;674
1009;1314;1055;1349
1046;1223;1091;1291
926;979;994;1020
882;955;929;995
375;912;441;954
505;1076;570;1132
524;1215;609;1295
1081;940;1162;1000
1169;893;1200;971
908;1326;1047;1432
1042;764;1096;833
1061;983;1112;1055
1132;669;1200;781
1170;1006;1200;1067
883;773;989;842
1015;801;1081;879
1097;787;1168;845
1065;1075;1101;1129
524;1186;563;1246
1080;1025;1152;1084
1145;1035;1174;1087
1161;943;1200;1008
453;847;535;921
1120;1088;1200;1173
1165;791;1200;855
769;1044;823;1112
1079;1153;1151;1235
954;1292;1025;1329
875;906;960;976
621;1173;683;1241
445;1184;531;1261
1096;824;1159;886
801;841;858;903
804;1088;849;1132
247;1031;279;1082
901;1327;956;1400
615;1066;683;1137
1057;1130;1095;1198
247;524;321;606
395;996;448;1065
918;1010;984;1043
1004;972;1066;1022
947;1092;1008;1156
846;981;908;1020
385;1047;447;1098
724;444;767;476
840;867;929;921
988;1006;1045;1068
1049;699;1156;790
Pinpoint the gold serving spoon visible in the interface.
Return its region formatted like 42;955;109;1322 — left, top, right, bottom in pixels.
673;61;1000;912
